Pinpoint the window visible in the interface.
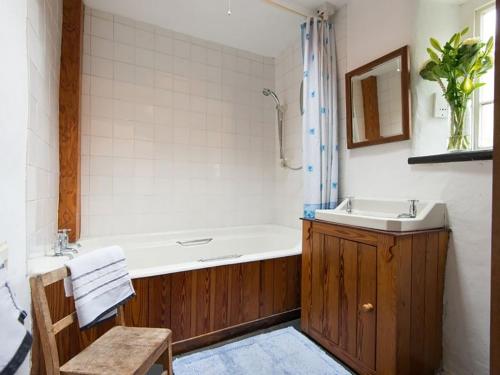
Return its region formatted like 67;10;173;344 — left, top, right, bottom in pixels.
474;3;496;149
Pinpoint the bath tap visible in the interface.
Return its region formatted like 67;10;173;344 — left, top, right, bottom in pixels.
397;200;419;219
345;197;353;214
53;229;80;259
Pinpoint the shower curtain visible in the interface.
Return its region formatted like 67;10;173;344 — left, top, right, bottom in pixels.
301;18;338;219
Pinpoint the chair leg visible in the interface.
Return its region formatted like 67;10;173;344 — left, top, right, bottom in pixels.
162;337;173;375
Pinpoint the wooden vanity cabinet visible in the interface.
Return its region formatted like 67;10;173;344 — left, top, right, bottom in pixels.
301;220;449;375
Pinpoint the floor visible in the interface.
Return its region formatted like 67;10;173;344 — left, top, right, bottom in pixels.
148;320;352;374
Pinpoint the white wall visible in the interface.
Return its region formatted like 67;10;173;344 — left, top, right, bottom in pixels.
81;8;276;236
26;0;62;258
0;0;29;295
1;1;30;373
343;0;492;374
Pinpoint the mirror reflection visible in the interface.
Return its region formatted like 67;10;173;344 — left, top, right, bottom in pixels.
351;57;403;143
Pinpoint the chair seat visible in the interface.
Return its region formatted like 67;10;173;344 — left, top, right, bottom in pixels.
60;326;172;375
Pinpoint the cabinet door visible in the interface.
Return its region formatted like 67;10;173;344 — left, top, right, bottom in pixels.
306;230;377;372
336;239;377;371
309;233;341;344
354;242;377;370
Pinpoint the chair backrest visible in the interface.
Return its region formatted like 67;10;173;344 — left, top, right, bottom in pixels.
30;266;125;375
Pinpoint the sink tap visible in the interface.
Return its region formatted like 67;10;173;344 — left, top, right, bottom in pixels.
398;200;419;219
54;229;79;259
345;197;353;214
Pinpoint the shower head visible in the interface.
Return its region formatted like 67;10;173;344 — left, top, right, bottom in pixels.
262;88;280;106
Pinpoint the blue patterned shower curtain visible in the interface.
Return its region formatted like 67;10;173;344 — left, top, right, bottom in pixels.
301;18;339;219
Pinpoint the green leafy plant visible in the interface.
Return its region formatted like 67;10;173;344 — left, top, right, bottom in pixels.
420;27;494;150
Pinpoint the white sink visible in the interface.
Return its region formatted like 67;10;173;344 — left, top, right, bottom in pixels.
315;198;446;232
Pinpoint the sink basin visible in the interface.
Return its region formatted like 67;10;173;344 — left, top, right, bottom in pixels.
315;198;446;232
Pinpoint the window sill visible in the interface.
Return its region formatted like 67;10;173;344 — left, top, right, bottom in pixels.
408;149;493;164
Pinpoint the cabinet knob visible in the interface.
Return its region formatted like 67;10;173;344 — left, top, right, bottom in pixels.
361;303;374;312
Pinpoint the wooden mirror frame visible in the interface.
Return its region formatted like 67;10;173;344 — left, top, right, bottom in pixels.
345;45;411;149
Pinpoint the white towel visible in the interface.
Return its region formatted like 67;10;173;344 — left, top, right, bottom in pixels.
64;246;135;329
0;264;32;374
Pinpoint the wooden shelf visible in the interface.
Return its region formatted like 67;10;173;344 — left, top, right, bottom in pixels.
408;150;493;164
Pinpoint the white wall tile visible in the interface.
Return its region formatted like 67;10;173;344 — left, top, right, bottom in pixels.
114;22;135;45
91;36;114;59
91;16;113;40
82;7;276;236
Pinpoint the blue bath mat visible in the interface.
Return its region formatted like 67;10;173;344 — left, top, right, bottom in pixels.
173;327;352;375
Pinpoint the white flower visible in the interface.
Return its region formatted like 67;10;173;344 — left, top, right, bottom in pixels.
463;38;480;46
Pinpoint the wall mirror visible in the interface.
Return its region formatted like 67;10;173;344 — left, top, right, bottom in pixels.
346;46;411;149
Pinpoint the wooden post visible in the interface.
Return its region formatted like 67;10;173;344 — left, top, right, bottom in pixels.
491;1;500;373
58;0;83;242
361;76;381;141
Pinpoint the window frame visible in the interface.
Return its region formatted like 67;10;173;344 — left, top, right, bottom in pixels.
473;1;495;150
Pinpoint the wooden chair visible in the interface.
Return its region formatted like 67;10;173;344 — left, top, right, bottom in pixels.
30;267;173;375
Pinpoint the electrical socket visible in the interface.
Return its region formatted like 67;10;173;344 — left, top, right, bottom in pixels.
433;93;449;119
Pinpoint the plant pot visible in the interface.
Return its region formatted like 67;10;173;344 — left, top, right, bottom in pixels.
448;101;471;152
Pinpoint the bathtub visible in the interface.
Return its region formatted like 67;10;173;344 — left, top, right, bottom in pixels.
77;224;301;278
30;224;303;359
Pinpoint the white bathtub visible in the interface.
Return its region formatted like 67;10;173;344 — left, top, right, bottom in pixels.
29;225;301;278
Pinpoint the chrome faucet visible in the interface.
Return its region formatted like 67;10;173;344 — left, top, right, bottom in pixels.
345;197;353;214
398;200;419;219
54;229;80;258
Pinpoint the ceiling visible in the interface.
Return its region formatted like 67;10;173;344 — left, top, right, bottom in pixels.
84;0;347;57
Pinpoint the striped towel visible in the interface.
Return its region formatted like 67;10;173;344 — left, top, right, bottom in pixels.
64;246;135;330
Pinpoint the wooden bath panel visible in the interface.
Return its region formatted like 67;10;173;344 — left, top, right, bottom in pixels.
31;255;301;374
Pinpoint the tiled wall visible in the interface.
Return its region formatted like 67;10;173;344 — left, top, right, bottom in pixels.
26;0;62;256
273;38;303;228
377;70;403;137
273;7;348;229
351;69;402;141
81;8;276;237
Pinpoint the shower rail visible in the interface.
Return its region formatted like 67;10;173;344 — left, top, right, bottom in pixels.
262;88;302;171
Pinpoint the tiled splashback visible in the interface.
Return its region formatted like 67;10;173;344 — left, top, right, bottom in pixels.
81;8;276;236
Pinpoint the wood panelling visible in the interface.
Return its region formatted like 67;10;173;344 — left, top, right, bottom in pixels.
124;278;149;327
58;0;84;242
339;239;358;357
323;236;340;344
148;275;171;329
32;255;301;373
170;272;193;341
361;76;381;141
259;260;275;316
212;266;230;331
409;234;426;374
310;232;324;334
191;268;212;336
357;243;377;370
301;220;448;375
301;220;313;333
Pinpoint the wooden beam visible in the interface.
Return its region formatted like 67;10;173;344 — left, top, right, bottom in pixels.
361;76;381;141
58;0;83;242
